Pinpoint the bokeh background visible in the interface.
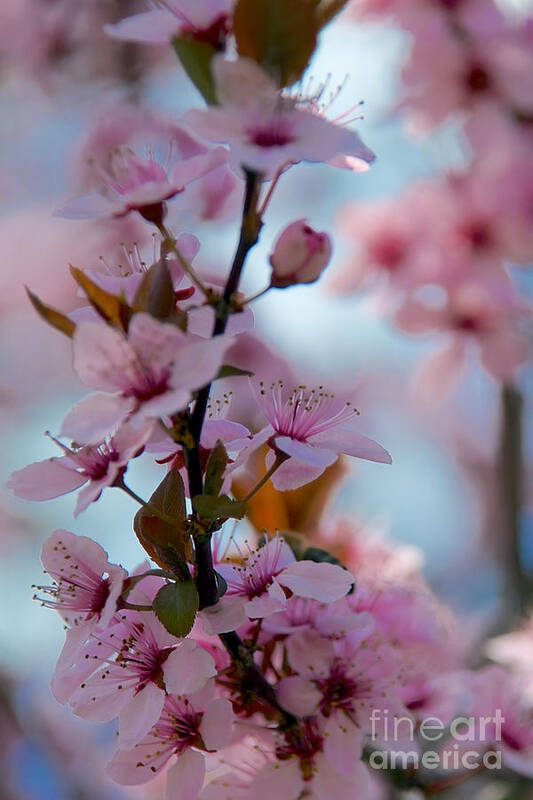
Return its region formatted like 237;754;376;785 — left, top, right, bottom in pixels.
0;1;531;798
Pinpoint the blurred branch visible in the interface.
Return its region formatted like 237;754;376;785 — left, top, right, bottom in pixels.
498;383;532;619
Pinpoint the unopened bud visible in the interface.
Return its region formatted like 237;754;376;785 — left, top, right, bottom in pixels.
269;220;332;289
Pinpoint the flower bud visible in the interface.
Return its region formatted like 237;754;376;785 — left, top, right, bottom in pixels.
269;219;332;289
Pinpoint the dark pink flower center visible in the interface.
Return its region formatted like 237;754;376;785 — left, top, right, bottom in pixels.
246;119;295;149
74;442;120;481
127;368;171;403
316;660;359;716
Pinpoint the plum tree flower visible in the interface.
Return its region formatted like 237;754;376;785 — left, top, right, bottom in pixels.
7;422;153;516
55;145;228;225
107;683;234;800
276;629;409;773
60;312;230;444
200;535;355;634
105;0;233;46
66;608;217;749
248;380;391;490
184;57;375;176
34;530;127;701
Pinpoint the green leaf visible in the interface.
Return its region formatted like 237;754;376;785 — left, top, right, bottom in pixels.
150;469;187;522
133;471;192;569
203;440;228;497
215;364;254;380
132;258;175;319
153;580;199;637
233;0;318;87
26;288;76;338
193;494;246;520
172;37;218;105
69;266;132;331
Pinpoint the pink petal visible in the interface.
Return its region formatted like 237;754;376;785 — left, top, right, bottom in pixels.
169;336;230;392
73;477;107;516
279;561;354;603
104;9;180;43
51;622;95;703
170;147;228;191
70;670;133;723
60;393;134;444
273;436;337;467
285;630;335;676
200;420;250;450
323;715;364;775
199;698;234;750
308;429;392;464
199;597;247;635
127;313;186;372
166;750;206;800
414;339;467;402
73;322;137;392
163;640;217;696
8;458;86;501
269;453;326;491
54;193;113;220
118;683;165;749
245;580;286;618
276;676;321;717
313;752;369;798
250;760;302;800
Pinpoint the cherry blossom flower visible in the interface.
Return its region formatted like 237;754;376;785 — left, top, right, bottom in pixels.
200;535;354;634
107;682;234;800
60;312;230;444
456;666;533;777
105;0;232;46
55;144;228;224
248;380;391;490
276;629;408;772
201;726;371;800
67;608;216;748
395;279;531;396
35;530;126;701
7;422;152;516
184;57;375;176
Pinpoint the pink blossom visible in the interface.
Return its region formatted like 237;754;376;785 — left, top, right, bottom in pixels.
276;629;408;771
248;380;391;490
67;608;216;748
201;536;354;634
184;57;375;176
7;422;152;516
269;220;332;289
105;0;232;46
72;104;241;226
107;683;234;800
35;530;126;700
201;726;371;800
60;312;230;444
456;667;533;777
55;145;228;224
395;279;531;395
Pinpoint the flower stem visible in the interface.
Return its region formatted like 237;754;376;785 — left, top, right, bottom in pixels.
117;480;177;527
242;453;288;502
157;223;210;297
